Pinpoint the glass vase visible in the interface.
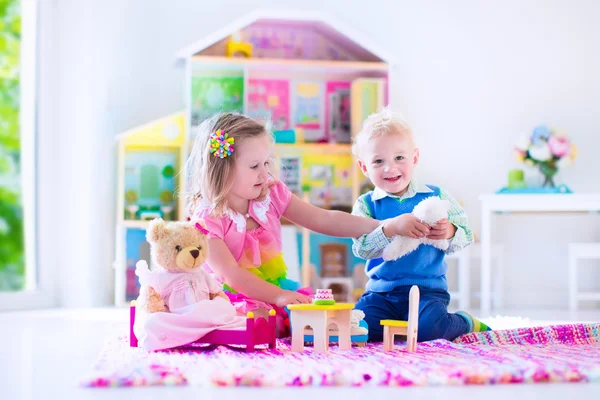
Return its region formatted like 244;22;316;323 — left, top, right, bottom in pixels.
538;163;558;188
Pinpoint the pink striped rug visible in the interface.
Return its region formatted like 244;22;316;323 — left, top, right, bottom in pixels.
83;322;600;387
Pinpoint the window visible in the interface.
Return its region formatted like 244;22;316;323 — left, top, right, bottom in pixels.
0;0;49;309
0;0;24;291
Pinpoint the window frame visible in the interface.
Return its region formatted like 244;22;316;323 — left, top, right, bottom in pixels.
0;0;55;310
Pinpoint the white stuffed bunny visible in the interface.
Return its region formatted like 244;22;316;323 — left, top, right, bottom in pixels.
382;197;451;261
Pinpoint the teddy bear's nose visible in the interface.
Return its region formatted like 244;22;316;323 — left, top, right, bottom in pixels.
190;249;200;259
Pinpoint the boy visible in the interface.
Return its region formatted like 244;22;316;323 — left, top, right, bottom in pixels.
351;108;490;342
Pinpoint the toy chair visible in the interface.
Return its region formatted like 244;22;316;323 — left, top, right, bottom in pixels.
380;285;419;352
319;243;354;302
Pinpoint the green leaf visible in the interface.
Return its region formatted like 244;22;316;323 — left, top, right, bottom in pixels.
10;15;20;36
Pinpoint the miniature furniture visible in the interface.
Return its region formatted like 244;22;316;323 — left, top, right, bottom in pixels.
479;193;600;314
226;32;253;58
380;285;419;352
129;302;277;352
568;242;600;311
287;303;354;353
320;243;347;277
301;289;368;346
304;319;368;347
319;243;354;302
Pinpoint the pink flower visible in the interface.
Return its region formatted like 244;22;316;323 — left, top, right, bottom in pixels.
548;135;570;157
514;148;526;162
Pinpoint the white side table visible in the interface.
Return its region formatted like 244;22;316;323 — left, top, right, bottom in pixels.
479;193;600;315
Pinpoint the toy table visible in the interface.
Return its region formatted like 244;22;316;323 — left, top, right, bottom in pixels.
287;303;354;353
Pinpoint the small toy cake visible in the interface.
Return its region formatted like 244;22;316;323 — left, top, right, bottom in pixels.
313;289;335;305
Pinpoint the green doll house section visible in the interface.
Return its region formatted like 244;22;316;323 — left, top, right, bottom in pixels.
190;74;244;127
123;150;178;221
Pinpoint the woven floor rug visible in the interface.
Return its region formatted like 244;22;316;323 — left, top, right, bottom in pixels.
83;322;600;388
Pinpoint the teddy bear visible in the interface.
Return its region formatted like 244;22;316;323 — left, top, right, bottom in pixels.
133;218;246;351
382;196;451;261
134;218;228;313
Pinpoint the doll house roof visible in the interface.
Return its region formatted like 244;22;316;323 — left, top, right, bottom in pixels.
175;9;395;64
116;111;186;147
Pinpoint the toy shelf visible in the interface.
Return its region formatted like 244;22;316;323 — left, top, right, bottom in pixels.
191;56;388;74
122;220;152;229
275;143;352;154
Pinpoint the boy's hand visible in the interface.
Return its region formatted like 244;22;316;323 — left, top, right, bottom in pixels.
383;214;430;239
274;290;311;308
427;219;456;240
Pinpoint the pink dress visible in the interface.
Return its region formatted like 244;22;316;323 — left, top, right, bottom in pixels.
133;260;246;351
197;181;310;333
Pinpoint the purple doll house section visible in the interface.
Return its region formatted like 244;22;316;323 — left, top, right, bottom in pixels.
293;81;325;142
325;81;351;143
247;78;290;132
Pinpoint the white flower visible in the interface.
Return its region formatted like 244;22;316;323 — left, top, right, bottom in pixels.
528;143;553;162
515;135;531;151
557;156;573;168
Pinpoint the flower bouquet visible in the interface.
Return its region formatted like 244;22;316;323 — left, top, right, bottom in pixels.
514;125;577;188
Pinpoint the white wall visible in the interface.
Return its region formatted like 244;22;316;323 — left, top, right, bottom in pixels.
41;0;600;310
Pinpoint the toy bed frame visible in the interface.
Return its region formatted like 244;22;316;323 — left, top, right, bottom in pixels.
129;301;277;352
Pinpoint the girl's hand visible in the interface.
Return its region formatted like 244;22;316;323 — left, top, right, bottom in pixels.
274;290;311;308
384;214;430;239
427;219;456;240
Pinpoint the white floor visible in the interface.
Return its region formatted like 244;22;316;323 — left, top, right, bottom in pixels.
1;307;599;400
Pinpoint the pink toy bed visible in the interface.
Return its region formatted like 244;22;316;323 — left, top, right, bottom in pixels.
129;302;277;352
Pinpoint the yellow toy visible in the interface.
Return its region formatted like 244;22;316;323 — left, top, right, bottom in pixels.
226;31;253;58
380;285;420;352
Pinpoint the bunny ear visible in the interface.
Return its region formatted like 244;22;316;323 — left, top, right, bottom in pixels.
192;218;209;235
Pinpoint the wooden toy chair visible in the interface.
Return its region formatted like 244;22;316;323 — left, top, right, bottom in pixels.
380;285;419;352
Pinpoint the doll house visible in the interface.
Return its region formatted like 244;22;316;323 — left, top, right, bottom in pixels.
113;10;392;305
113;112;186;305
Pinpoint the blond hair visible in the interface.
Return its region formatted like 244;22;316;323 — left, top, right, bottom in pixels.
351;106;415;159
185;112;276;217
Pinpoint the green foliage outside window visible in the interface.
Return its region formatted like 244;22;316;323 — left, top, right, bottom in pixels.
0;0;24;291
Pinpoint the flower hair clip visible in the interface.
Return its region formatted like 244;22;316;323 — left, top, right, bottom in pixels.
209;129;234;158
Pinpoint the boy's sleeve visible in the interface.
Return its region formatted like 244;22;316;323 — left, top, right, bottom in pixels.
439;188;474;254
351;195;390;260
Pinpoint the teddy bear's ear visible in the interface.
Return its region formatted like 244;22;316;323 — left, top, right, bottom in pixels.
191;218;209;235
147;218;167;243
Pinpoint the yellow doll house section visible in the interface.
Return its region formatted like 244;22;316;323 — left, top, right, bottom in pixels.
114;111;188;306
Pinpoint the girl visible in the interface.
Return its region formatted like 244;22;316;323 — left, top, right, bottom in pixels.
186;112;387;334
